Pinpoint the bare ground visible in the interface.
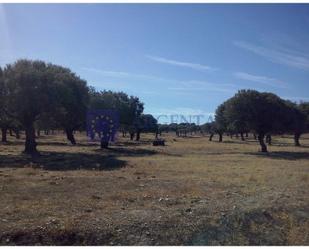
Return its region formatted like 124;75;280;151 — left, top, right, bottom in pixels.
0;132;308;245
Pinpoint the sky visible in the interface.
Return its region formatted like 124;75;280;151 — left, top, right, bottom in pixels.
1;4;309;124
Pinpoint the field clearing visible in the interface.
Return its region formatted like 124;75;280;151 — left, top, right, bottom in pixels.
0;132;309;245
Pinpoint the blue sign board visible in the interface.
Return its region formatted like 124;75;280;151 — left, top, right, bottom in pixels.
87;110;119;142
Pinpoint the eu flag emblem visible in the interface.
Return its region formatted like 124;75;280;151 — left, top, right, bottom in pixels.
87;110;119;142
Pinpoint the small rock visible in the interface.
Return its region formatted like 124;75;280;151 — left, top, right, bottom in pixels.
92;195;101;200
50;218;57;224
185;208;192;213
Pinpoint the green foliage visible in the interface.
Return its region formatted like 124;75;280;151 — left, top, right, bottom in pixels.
214;102;228;134
48;64;89;132
298;102;309;131
135;114;158;133
282;101;307;135
89;90;144;126
4;60;56;126
224;90;289;136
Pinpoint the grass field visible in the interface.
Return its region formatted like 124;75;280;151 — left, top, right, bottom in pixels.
0;132;308;245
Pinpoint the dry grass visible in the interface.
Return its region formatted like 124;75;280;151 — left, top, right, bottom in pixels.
0;132;308;245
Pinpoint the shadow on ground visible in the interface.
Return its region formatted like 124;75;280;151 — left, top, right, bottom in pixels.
245;151;309;161
222;140;255;145
0;152;126;171
95;147;158;157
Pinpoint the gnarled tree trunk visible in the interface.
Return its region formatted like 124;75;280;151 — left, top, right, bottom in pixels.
136;130;141;141
14;129;20;139
24;124;38;155
240;132;245;141
66;128;76;145
209;133;214;141
266;134;272;145
294;132;301;146
258;133;267;152
130;132;135;141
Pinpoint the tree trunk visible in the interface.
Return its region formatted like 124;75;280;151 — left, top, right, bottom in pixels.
9;129;13;136
245;132;248;137
294;133;301;146
66;128;76;145
136;130;141;141
240;132;245;141
130;132;135;141
258;133;267;152
37;129;41;137
218;133;223;142
253;133;257;140
15;129;20;139
209;133;214;141
24;124;38;155
1;128;7;142
266;134;272;145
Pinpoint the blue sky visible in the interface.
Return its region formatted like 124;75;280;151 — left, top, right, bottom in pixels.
1;4;309;124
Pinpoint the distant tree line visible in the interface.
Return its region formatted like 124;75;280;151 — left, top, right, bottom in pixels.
0;59;158;155
152;90;309;153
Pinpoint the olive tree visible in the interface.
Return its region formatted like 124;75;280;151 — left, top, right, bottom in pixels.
4;60;58;154
48;65;89;144
214;103;228;142
224;90;289;152
134;114;158;141
89;89;144;146
284;101;309;146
